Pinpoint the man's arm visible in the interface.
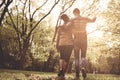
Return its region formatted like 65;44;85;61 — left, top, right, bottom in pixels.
84;17;96;23
64;20;73;29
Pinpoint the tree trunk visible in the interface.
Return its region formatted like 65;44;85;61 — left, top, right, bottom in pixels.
110;63;115;74
44;50;54;72
118;51;120;74
19;49;26;69
19;41;29;70
0;42;4;68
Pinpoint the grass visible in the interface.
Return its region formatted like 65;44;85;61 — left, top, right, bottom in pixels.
0;69;120;80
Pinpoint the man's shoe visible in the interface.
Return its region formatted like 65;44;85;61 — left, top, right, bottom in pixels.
75;73;80;80
81;67;87;78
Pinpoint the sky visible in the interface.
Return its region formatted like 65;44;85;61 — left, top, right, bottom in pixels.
9;0;111;38
40;0;111;39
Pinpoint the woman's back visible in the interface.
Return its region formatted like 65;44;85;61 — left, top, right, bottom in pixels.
58;24;73;46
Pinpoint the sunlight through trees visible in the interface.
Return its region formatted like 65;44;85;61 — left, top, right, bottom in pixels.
0;0;120;74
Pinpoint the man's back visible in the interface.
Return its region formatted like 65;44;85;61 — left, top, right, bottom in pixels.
71;16;89;33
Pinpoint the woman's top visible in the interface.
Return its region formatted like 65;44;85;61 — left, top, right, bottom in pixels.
57;23;73;46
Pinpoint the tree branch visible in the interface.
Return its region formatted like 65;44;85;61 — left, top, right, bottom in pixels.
7;10;18;33
0;0;5;8
32;0;48;18
0;0;13;26
27;0;60;39
63;0;76;13
52;0;76;43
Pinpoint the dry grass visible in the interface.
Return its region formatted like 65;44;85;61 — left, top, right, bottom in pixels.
0;69;120;80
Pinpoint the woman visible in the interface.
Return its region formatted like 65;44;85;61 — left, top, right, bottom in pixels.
56;14;73;78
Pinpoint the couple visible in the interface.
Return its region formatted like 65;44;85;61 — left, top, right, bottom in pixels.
56;8;96;79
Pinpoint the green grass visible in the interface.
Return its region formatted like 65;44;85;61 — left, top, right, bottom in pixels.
0;69;120;80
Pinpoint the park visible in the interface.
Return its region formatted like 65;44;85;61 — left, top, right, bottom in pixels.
0;0;120;80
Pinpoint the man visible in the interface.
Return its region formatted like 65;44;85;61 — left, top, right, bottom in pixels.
71;8;96;79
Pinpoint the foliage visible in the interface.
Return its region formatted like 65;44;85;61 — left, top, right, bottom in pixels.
0;0;120;74
86;0;120;74
4;0;60;69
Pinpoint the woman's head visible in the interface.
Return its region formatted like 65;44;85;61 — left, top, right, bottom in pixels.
60;14;69;23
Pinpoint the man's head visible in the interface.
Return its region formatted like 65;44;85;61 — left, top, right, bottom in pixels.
73;8;80;16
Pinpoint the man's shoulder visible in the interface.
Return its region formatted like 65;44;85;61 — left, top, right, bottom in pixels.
70;18;75;21
70;18;78;22
71;16;84;20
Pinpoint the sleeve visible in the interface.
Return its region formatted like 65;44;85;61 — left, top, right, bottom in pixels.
64;20;73;29
84;17;96;23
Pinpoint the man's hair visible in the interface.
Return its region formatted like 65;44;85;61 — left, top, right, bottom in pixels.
73;8;80;14
60;14;69;22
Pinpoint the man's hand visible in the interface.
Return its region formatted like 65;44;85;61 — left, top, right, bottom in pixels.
92;17;96;22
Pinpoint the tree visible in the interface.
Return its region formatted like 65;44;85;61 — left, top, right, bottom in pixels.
101;0;120;74
87;0;120;74
6;0;60;69
0;0;13;68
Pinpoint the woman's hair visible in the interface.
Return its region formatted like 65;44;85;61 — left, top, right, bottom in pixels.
60;14;69;22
